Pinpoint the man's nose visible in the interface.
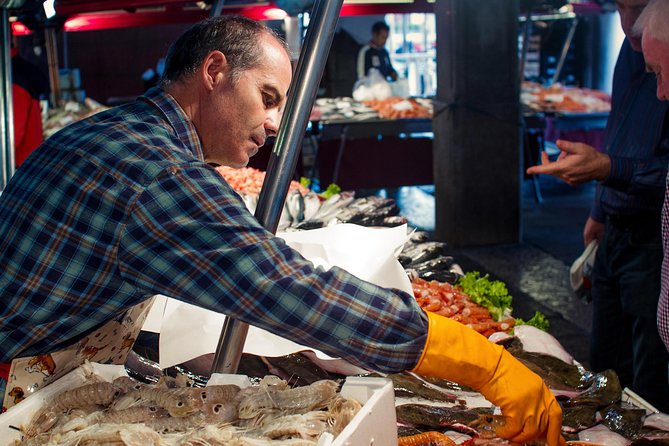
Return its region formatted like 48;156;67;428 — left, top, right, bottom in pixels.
265;109;281;137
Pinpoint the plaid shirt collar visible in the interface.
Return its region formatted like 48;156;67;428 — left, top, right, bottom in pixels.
140;86;205;163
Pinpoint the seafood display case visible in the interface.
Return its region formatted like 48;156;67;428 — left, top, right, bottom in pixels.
0;363;399;446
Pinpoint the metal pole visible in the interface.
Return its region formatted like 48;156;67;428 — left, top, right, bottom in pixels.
44;27;61;107
209;0;225;18
210;0;344;375
550;18;578;86
519;11;532;85
1;7;15;190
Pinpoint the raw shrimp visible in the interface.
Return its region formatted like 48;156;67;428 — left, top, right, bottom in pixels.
201;401;238;423
237;380;339;419
53;381;119;411
261;411;330;439
54;423;162;446
175;424;240;446
99;405;170;424
326;396;362;436
145;412;207;433
197;384;241;405
114;385;201;417
398;431;456;446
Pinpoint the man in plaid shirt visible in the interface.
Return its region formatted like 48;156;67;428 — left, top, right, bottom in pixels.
0;16;564;444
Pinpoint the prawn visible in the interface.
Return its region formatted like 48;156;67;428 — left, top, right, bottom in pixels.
261;411;329;440
55;423;162;446
398;431;456;446
99;405;170;424
237;380;339;419
113;385;201;417
326;396;362;436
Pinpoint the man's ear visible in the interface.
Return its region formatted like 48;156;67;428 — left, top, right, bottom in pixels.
202;50;228;91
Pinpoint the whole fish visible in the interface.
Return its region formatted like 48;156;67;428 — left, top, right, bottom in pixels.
382;372;461;403
513;324;575;365
411;256;455;273
602;403;646;439
261;354;341;387
380;215;409;227
302;191;321;221
237;353;271;382
630;438;669;445
402;242;448;266
566;369;622;408
561;405;598;433
396;403;492;431
512;350;589;391
578;423;630;446
409;231;431;243
417;270;461;284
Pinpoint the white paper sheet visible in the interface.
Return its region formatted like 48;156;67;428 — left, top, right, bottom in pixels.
142;224;412;368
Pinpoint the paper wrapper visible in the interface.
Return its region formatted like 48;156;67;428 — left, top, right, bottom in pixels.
142;223;412;369
2;298;155;412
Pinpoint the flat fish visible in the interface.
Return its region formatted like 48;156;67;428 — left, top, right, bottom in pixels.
645;413;669;432
237;353;271;382
578;424;631;446
514;324;575;365
261;354;342;387
379;372;461;403
561;405;599;432
396;403;492;433
513;349;589;391
567;369;622;408
630;439;669;445
602;403;646;439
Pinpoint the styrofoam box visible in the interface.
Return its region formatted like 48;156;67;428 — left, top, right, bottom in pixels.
0;363;398;446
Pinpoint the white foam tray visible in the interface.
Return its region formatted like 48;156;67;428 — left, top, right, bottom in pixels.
0;363;398;446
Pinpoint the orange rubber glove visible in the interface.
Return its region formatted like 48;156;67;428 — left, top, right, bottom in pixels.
412;311;566;446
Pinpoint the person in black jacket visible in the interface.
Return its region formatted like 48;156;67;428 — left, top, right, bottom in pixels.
356;21;398;81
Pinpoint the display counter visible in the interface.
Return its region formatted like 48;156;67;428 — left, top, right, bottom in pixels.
310;117;433;190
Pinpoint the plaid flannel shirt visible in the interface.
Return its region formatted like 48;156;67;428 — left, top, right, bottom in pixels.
0;87;427;371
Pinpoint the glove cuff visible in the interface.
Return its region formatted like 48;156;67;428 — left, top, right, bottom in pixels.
411;311;505;390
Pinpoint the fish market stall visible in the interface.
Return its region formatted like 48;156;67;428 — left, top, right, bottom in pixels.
1;171;668;445
309;97;434;190
522;82;611;152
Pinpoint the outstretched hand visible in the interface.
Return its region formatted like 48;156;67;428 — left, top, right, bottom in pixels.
526;140;610;186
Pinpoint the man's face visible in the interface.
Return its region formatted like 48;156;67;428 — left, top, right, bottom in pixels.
201;34;292;168
372;29;389;47
615;0;649;51
642;35;669;101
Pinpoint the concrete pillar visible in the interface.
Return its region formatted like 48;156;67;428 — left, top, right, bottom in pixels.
433;0;521;247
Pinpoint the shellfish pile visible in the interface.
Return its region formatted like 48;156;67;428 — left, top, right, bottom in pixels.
13;374;361;446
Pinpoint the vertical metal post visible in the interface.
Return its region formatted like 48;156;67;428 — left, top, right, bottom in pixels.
519;12;533;85
1;7;15;190
550;18;578;86
210;0;344;375
44;26;61;107
209;0;225;18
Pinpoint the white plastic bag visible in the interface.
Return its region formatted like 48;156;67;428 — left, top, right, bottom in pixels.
570;239;598;302
352;68;392;102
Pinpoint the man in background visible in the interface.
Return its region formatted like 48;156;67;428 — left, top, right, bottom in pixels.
634;0;669;355
356;21;398;81
527;0;669;412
